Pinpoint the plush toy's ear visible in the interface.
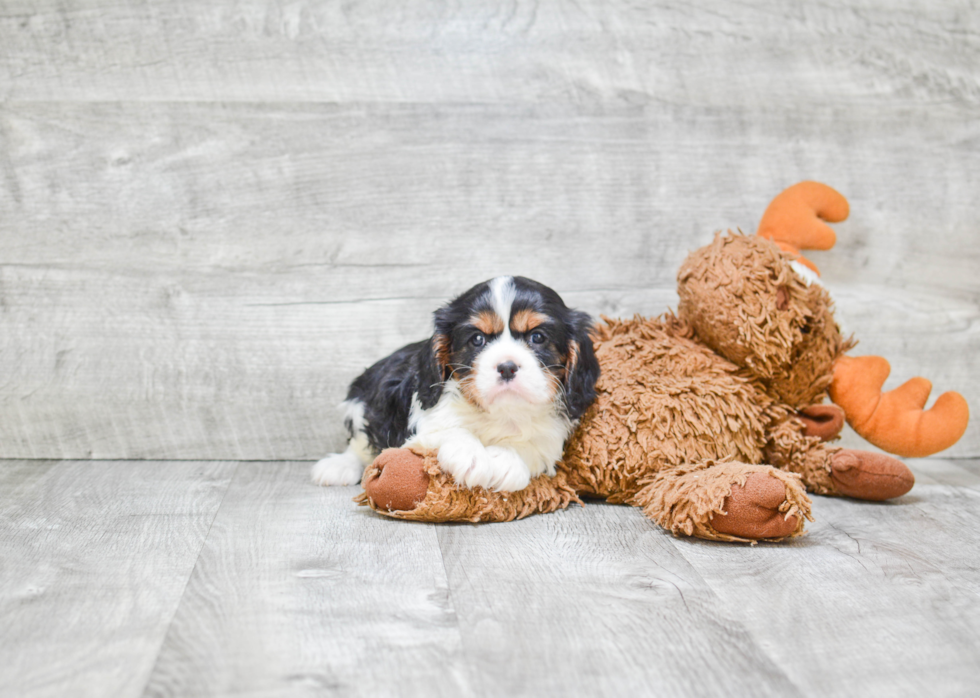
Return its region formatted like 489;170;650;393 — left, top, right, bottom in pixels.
416;309;453;410
563;311;601;420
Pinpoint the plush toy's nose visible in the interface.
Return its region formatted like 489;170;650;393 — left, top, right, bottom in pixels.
497;361;519;381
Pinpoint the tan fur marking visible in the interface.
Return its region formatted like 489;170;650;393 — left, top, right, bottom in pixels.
457;372;487;410
565;340;580;377
433;334;451;376
542;339;578;401
471;311;504;335
512;309;549;334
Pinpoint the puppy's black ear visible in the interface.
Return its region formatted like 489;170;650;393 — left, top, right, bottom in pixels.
563;311;600;420
416;308;453;410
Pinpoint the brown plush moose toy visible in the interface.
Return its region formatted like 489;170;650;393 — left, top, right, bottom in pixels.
354;182;970;542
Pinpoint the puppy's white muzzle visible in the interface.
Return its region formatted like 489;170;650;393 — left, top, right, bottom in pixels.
474;336;552;407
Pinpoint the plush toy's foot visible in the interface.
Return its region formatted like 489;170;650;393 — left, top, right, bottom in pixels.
634;461;812;543
355;447;582;523
709;472;802;540
361;448;431;512
829;449;915;501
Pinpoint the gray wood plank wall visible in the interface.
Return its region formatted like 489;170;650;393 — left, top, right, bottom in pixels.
0;1;977;460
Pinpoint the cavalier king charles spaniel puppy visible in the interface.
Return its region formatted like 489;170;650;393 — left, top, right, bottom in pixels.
312;276;600;491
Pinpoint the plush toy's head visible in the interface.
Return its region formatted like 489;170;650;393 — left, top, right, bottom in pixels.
676;232;852;408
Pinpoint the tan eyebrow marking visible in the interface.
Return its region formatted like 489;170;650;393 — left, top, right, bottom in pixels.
511;309;549;334
470;311;504;335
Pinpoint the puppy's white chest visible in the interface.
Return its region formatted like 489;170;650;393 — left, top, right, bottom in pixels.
475;415;522;440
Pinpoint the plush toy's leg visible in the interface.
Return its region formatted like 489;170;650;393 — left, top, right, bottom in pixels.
765;419;914;501
631;461;812;543
826;450;916;501
354;447;582;523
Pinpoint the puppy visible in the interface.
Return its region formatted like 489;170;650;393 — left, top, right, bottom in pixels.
312;276;600;491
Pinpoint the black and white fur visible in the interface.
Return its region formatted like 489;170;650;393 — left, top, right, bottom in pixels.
312;276;600;491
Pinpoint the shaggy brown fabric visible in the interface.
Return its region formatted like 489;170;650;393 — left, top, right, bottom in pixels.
562;313;772;502
632;460;811;543
355;447;583;523
763;417;838;496
677;232;853;408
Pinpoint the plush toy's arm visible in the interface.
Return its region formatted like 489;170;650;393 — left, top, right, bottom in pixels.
356;447;582;522
796;403;846;441
757;181;849;275
829;354;970;458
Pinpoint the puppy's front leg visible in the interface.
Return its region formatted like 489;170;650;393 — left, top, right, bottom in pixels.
411;430;530;492
484;445;533;492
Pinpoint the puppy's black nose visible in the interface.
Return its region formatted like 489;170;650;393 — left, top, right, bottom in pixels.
497;361;519;382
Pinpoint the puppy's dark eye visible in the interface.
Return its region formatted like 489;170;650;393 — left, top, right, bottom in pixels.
470;333;486;348
529;331;546;345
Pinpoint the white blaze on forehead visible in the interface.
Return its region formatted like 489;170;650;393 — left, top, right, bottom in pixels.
489;276;516;337
474;276;553;408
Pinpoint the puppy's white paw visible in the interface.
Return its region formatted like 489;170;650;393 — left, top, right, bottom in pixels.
485;446;531;492
311;452;364;486
437;440;530;492
438;439;494;490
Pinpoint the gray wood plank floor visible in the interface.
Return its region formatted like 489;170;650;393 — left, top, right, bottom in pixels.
3;458;979;698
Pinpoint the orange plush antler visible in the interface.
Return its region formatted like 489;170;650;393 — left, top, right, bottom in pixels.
830;355;970;458
757;181;850;275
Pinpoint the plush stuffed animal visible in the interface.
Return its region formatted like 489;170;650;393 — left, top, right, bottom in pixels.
353;182;970;542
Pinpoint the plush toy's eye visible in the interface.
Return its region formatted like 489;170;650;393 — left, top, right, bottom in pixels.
529;331;546;345
470;333;486;348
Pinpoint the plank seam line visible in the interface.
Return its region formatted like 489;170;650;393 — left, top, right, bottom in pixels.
435;528;487;698
134;461;241;698
665;534;810;697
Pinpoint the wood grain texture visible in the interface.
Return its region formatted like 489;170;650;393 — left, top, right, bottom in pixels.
2;458;979;697
0;1;977;459
0;460;236;698
0;0;977;107
436;504;801;697
672;458;980;697
0;102;977;459
142;462;473;698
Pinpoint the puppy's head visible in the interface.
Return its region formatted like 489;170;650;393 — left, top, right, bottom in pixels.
417;276;599;419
